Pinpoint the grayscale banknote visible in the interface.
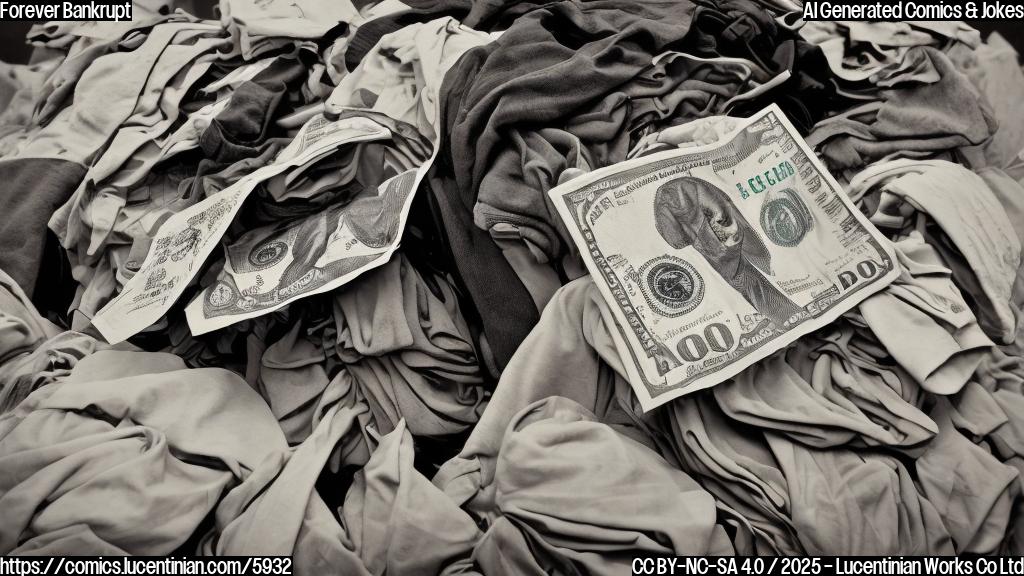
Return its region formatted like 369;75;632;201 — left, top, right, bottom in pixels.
91;115;394;344
548;104;900;411
184;169;417;334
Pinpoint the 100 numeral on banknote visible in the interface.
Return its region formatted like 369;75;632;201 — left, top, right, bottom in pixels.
549;104;899;410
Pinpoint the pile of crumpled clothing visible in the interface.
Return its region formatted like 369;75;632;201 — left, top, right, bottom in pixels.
1;0;1024;569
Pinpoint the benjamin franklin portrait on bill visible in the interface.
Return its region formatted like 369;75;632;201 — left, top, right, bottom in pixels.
653;176;802;327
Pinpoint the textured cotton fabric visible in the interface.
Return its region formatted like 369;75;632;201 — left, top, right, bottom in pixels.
0;350;285;555
807;48;996;170
436;278;733;568
473;397;732;575
430;0;699;367
849;159;1021;346
332;254;487;438
3;0;1024;566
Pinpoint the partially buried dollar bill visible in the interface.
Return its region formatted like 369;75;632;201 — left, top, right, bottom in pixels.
91;114;395;344
548;104;900;411
183;169;418;334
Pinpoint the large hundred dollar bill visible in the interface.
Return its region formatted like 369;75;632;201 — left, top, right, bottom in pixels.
548;104;899;411
91;115;394;344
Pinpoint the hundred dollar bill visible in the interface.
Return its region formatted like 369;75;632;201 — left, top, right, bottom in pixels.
90;114;394;344
548;104;899;411
181;107;435;333
183;168;418;334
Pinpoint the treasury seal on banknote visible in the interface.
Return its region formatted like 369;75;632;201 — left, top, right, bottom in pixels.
206;281;237;310
760;188;814;247
249;240;289;270
640;256;704;318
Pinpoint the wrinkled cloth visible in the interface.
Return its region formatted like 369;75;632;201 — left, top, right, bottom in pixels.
807;47;996;170
332;253;487;438
0;59;56;158
662;359;961;555
918;399;1021;554
326;17;497;146
0;350;285;555
0;267;60;360
196;56;308;176
0;158;85;296
206;372;480;575
430;0;700;367
257;321;332;445
435;277;645;523
849;159;1021;346
220;0;362;59
858;233;995;395
250;251;486;445
201;370;373;573
436;277;733;569
763;431;955;555
473;397;733;574
714;349;937;449
22;20;229;304
977;167;1024;357
953;33;1024;170
45;24;235;322
784;319;937;450
343;419;482;576
0;266;91;413
22;21;227;164
801;21;979;85
440;274;1019;556
4;0;1024;566
682;0;836;133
